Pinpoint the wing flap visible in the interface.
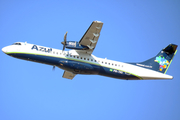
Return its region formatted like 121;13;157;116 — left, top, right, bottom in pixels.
62;71;76;80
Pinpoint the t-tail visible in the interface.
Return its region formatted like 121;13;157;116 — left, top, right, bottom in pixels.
135;44;178;74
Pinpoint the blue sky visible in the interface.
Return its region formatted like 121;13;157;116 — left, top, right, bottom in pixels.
0;0;180;120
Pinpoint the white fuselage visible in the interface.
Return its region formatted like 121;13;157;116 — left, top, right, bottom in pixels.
2;42;173;80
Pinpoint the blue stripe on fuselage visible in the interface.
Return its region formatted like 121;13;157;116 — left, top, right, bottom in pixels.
7;53;140;80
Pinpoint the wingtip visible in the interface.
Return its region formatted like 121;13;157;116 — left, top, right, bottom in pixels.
94;20;103;23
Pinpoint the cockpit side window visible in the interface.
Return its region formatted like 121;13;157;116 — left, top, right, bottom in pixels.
12;43;21;45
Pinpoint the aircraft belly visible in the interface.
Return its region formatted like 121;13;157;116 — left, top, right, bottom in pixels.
6;53;171;80
58;60;100;74
7;53;61;66
8;53;100;75
98;66;140;80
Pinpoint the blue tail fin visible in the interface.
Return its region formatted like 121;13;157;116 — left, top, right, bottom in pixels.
135;44;178;74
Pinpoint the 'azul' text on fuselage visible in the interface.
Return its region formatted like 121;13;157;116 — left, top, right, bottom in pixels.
31;45;52;53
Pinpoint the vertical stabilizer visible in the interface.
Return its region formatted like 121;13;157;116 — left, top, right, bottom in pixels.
136;44;178;74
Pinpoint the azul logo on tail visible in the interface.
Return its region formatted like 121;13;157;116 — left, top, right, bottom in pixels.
154;56;169;71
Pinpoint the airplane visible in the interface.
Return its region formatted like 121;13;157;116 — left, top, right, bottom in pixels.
2;21;178;80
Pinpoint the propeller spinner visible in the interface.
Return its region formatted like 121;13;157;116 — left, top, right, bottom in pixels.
61;32;68;51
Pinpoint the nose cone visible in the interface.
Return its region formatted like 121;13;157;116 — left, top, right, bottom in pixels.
2;47;7;53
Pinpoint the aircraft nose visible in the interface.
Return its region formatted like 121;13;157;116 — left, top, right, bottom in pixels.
2;47;8;53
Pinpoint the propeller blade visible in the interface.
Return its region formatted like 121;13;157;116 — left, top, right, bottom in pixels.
63;45;66;51
64;31;67;42
62;31;68;51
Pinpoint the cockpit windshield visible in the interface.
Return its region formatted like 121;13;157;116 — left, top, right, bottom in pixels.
12;43;21;45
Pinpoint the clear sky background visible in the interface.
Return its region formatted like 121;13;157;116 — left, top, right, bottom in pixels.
0;0;180;120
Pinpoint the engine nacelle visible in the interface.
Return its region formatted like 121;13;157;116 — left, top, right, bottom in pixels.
65;41;89;50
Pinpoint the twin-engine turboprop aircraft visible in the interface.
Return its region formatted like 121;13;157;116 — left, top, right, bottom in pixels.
2;21;178;80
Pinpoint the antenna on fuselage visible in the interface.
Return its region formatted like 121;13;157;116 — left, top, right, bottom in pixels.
61;31;68;51
52;66;55;71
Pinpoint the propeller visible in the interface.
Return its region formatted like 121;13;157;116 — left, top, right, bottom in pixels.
61;31;68;51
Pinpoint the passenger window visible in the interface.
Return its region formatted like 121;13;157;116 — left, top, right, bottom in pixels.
87;58;89;61
115;64;117;66
77;56;79;59
13;43;21;45
95;60;97;62
105;62;107;64
91;59;93;61
74;56;76;58
81;57;83;59
70;55;72;57
84;58;86;60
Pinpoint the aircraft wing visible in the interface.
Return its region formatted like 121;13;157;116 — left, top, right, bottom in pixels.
79;21;103;54
62;71;76;80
